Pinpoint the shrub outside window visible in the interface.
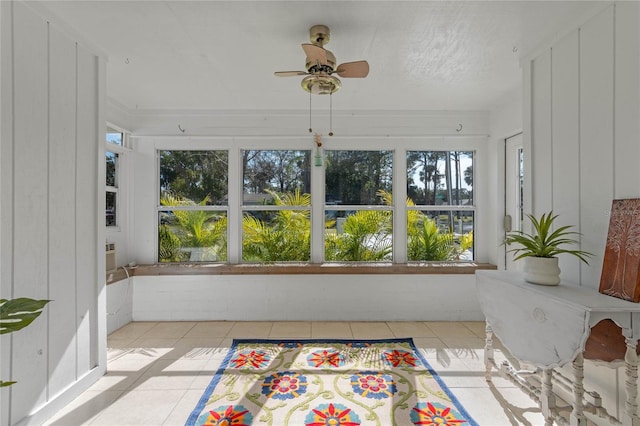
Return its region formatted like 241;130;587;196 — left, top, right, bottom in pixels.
242;150;311;262
158;150;228;262
406;151;474;261
324;150;393;262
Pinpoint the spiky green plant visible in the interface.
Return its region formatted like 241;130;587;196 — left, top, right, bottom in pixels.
160;192;227;262
505;211;592;263
242;189;311;262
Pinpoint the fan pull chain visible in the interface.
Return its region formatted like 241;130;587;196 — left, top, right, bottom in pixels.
329;91;334;136
308;91;312;133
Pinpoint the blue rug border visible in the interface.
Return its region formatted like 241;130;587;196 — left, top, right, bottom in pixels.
185;337;479;426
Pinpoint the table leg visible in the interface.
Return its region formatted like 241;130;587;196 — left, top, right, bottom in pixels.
624;338;640;425
570;353;585;425
484;321;494;381
541;369;555;426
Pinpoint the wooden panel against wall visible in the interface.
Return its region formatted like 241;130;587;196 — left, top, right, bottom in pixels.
11;1;50;417
579;6;614;289
531;50;552;215
76;44;99;376
551;31;581;283
48;26;79;398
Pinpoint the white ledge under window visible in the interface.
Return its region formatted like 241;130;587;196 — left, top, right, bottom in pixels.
106;262;497;284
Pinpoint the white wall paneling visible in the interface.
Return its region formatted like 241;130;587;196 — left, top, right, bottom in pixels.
75;43;99;379
1;2;105;424
47;24;79;400
551;31;581;283
531;50;553;216
106;278;133;335
613;2;640;199
132;275;483;322
578;6;614;291
524;4;640;424
11;1;50;416
0;1;13;423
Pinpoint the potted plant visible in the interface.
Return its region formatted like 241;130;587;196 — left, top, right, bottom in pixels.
504;211;592;285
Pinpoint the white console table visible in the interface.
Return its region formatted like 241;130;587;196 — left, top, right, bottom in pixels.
476;270;640;426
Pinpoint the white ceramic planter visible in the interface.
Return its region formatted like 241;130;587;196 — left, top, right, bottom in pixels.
524;256;561;285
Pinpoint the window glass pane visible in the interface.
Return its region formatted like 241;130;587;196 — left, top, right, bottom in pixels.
324;210;393;262
325;150;393;205
242;210;310;262
243;150;311;205
106;191;116;227
106;151;118;187
407;151;473;206
407;210;474;261
160;150;228;205
106;130;123;145
158;211;227;262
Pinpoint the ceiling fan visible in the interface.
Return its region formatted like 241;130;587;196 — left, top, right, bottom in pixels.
275;25;369;95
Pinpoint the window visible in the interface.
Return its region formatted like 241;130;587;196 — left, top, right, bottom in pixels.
324;150;393;262
106;151;118;226
105;127;125;227
407;151;475;261
158;150;229;262
242;150;311;262
154;144;479;265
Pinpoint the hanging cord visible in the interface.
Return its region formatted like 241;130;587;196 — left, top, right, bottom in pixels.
329;91;334;136
309;91;312;133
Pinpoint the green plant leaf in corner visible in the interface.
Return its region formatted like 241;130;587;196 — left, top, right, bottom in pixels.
0;298;51;335
0;380;17;387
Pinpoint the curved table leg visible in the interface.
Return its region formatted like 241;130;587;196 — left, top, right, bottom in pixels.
541;369;555;426
570;353;585;425
624;338;640;425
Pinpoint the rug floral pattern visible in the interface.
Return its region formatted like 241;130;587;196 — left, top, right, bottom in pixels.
186;338;477;426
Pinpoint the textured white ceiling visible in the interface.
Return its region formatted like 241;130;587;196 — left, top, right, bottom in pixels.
39;1;605;112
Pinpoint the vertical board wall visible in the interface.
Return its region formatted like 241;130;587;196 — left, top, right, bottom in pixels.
524;3;639;289
524;3;640;421
0;2;105;425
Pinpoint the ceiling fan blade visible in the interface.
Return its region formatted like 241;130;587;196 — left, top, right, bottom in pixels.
274;71;309;77
335;60;370;78
302;43;327;65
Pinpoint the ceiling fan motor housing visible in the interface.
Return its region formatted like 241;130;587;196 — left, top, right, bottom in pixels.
309;24;330;46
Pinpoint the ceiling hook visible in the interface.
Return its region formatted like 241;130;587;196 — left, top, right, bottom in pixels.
456;123;463;132
178;124;186;133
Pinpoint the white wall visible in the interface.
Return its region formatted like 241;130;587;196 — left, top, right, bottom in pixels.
0;2;106;425
132;274;483;322
106;277;133;334
523;3;640;423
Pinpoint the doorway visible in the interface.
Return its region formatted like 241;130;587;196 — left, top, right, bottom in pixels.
504;133;523;270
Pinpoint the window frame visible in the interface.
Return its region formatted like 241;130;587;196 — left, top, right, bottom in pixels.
105;125;130;229
157;149;230;263
152;137;483;266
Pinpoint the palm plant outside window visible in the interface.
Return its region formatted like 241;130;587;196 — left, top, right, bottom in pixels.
158;150;228;262
156;147;475;264
406;151;474;261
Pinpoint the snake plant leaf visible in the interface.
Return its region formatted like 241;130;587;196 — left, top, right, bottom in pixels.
0;298;51;335
0;380;17;387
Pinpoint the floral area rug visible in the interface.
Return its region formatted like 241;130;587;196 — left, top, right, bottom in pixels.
185;338;478;426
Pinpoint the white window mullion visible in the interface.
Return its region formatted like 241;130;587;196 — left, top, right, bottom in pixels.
311;148;325;263
227;146;241;263
394;147;407;263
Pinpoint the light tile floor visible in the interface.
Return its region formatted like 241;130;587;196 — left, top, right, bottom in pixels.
44;321;571;425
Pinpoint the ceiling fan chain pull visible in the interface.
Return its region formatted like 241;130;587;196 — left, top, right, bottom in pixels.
308;91;312;133
329;92;334;136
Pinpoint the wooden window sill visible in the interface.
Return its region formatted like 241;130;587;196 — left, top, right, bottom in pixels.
106;262;496;284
